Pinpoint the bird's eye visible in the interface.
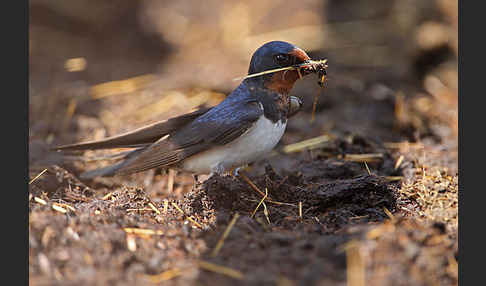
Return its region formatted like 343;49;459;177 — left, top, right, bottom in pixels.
274;53;290;65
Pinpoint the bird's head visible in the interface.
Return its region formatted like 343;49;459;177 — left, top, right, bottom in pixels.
247;41;312;94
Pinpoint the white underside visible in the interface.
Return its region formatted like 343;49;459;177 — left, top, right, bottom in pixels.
182;116;287;174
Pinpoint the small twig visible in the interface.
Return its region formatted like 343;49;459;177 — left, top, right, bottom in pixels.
239;172;265;197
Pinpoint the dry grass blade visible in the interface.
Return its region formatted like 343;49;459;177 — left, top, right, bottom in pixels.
344;240;365;286
171;202;203;228
163;199;169;214
29;169;48;185
148;202;161;215
384;141;424;150
262;201;270;224
126;208;154;212
34;197;47;205
394;155;405;169
123;228;164;237
53;203;75;212
250;189;268;218
197;260;244;280
383;176;403;182
239;172;296;207
299;202;303;219
126;235;137;252
344;153;383;163
280;135;331;154
364;162;372;175
211;213;240;257
102;192;114;200
383;207;396;222
143;268;182;283
233;59;328;81
232;66;297;81
52;204;67;214
90;74;156;99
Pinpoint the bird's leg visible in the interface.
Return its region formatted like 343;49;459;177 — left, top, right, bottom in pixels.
231;167;241;177
229;164;248;178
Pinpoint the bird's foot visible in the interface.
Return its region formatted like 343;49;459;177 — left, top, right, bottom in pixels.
229;165;249;178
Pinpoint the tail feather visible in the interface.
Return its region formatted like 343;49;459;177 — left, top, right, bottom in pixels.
80;161;126;179
78;147;146;179
52;107;211;151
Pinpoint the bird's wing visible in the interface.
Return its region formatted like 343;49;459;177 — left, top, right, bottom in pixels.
52;107;212;151
114;100;263;175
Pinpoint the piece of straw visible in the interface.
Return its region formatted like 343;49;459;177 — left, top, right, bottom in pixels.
171;202;203;228
250;189;268;218
233;59;328;81
298;202;303;219
197;260;244;280
29;169;48;185
52;204;67;214
394;155;405;170
143;268;182;283
123;228;164;236
280;135;331;154
211;213;240;257
239;172;296;207
34;197;47;205
148;202;161;215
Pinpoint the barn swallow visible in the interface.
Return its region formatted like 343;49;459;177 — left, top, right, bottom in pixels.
54;41;319;179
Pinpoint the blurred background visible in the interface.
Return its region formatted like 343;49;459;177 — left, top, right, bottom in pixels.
29;0;457;158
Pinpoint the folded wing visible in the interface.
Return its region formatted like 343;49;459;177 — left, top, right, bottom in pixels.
113;100;263;175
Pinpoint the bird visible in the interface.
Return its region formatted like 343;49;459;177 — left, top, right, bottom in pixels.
53;41;318;180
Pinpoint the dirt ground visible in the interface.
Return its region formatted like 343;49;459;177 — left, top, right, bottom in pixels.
29;1;458;285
